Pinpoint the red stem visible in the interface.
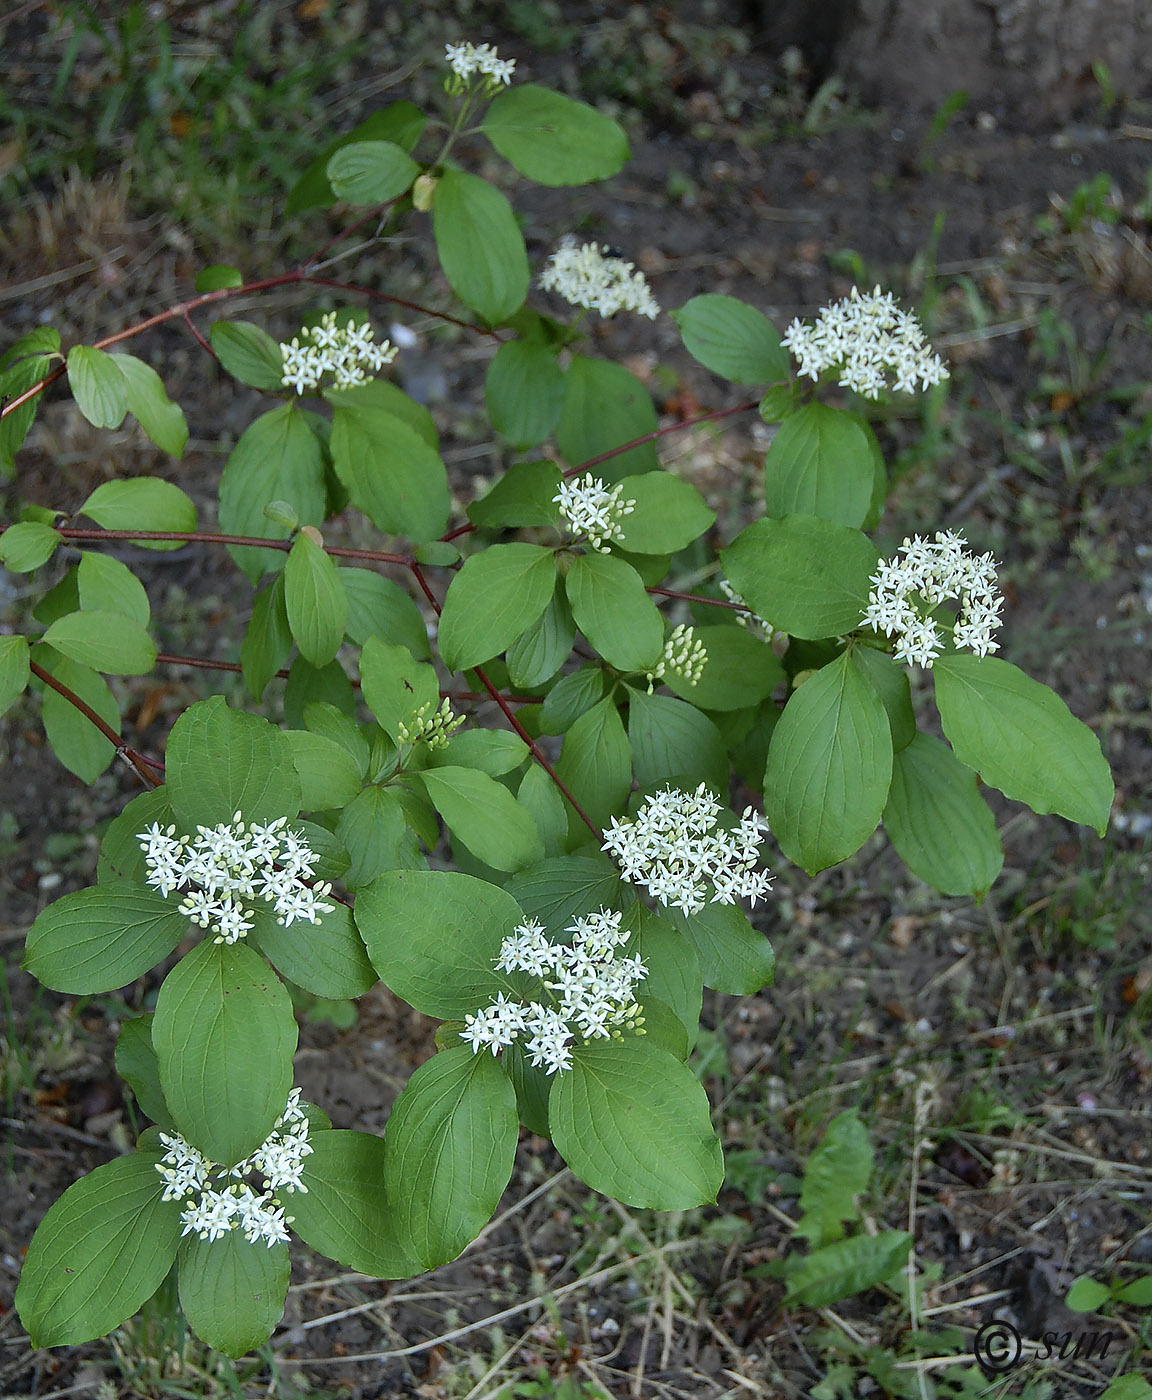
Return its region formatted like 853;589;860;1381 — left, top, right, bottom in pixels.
29;659;163;787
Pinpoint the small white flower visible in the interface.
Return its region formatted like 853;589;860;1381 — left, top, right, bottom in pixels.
278;312;398;396
862;530;1004;669
602;784;773;915
718;578;780;644
780;285;948;400
445;41;516;87
647;624;708;692
554;476;636;553
539;237;660;320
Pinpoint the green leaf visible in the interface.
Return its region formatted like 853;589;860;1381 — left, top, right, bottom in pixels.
672;294;789;384
304;701;369;774
1115;1276;1152;1305
438;543;557;672
291;1129;420;1276
165;695;301;832
419;765;543;872
241;574;292;700
42;610;156;675
339;566;430;657
556;356;658;484
851;644;915;751
220;403;328;582
554;696;631;828
178;1231;289;1358
884;732;1003;896
67;345;127;428
504;1041;551;1136
111;353;188;457
667;901;774;995
627;688;728;791
506;584;574;688
247;899;376;1001
565;552;663;672
284;532;348;667
77;551;150;626
432;167;529;324
209;321;284;391
359;636;439;741
194;264;243;292
0;634;30;717
15;1152;182;1347
795;1110;873;1246
384;1046;518;1268
153;939;297;1166
1100;1378;1152;1400
326;139;419;204
115;1015;173;1129
34;648;119;782
504;853;624;936
485;340;565;449
467;458;563;530
285;730;363;810
355;869;520;1018
516;765;568;858
481;84;629;186
430;729;529;777
283;656;355;728
0;521;61;572
613;472;715;554
933;653;1113;835
763;403;875;527
80;478;197;551
625;906;702;1046
1;327;61;470
1065;1275;1114;1313
783;1231;912;1307
23;880;189;994
539;665;606;734
336;785;418;889
664;625;784;711
550;1040;722;1208
329;396;450;543
721;515;880;641
765;649;892;873
286;101;426;215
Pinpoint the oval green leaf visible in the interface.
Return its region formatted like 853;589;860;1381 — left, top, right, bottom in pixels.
326;139;419;204
432;167;529;324
763;402;875;527
565;552;663;672
80;478;197;552
481;84;629;186
42;610;156;675
67;345;127;429
438;543;557;672
672;294;789;385
178;1231;289;1358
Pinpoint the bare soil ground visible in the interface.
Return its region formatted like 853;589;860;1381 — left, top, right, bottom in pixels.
2;4;1151;1397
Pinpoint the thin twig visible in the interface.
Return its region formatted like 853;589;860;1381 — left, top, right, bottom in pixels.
28;659;162;788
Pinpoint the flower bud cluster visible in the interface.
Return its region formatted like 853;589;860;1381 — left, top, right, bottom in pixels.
780;285;948;399
444;41;516;88
647;623;708;692
602;783;773;917
156;1089;313;1248
460;909;647;1076
554;476;636;553
279;312;397;395
138;813;334;945
396;697;465;750
539;237;660;320
862;529;1004;668
718;578;780;645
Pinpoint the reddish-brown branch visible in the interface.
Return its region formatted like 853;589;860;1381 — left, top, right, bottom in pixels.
648;585;745;611
301;276;505;341
48;526;411;564
29;659;163;788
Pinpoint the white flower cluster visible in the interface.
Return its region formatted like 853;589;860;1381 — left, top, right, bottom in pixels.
396;697;465;750
602;784;773;916
444;41;515;87
719;578;780;645
460;909;647;1076
780;285;949;399
279;312;398;395
156;1089;313;1248
863;529;1004;668
539;238;660;320
554;476;636;553
138;813;335;945
647;623;708;693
